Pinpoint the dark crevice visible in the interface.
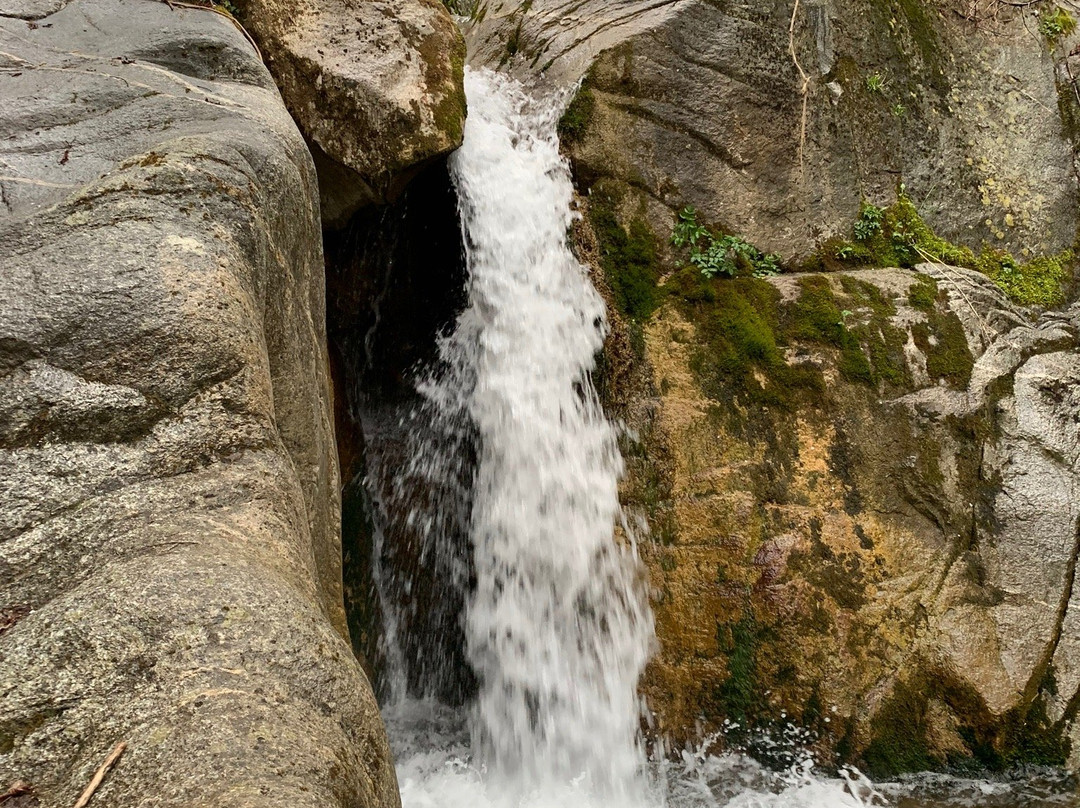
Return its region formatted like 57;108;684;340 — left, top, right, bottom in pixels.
324;157;477;705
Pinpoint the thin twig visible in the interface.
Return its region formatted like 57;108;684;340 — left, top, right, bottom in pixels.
912;245;993;344
73;742;126;808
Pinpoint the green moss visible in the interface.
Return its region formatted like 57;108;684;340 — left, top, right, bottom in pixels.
800;275;910;388
862;679;937;778
1002;697;1070;768
976;249;1072;307
906;273;975;389
714;616;764;723
913;311;974;388
826;192;969;270
430;46;467;145
588;185;660;321
824;192;1073;307
894;0;945;76
558;85;595;146
1040;6;1077;43
908;273;937;311
1000;667;1071;768
666;272;823;410
669;269;919;408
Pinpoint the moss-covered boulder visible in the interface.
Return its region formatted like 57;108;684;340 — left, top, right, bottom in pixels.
551;0;1080;775
585;190;1080;773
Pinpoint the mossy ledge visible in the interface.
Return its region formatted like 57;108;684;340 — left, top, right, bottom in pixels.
810;191;1075;308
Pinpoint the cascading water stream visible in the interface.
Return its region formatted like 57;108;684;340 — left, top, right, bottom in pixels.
442;68;654;800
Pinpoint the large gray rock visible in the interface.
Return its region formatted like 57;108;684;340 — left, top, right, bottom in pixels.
0;2;398;805
236;0;467;223
544;0;1076;259
590;246;1080;772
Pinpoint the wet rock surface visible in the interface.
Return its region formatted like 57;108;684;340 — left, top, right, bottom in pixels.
0;2;398;805
593;256;1080;775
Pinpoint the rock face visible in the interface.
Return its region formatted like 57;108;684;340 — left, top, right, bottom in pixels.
0;2;398;805
558;0;1076;259
548;0;1080;775
591;250;1080;773
236;0;467;224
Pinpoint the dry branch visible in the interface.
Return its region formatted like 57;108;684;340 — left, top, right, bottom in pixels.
72;742;126;808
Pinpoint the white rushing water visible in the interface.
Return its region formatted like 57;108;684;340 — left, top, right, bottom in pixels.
418;65;653;804
378;68;1078;808
381;66;884;808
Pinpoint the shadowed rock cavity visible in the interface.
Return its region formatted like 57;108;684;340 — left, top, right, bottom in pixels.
325;160;478;706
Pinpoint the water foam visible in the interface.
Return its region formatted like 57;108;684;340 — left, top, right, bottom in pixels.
440;66;653;800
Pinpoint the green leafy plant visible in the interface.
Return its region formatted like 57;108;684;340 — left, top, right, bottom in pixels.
672;206;709;249
892;103;907;118
854;203;884;241
1039;6;1076;42
753;251;783;278
671;207;782;279
865;73;887;94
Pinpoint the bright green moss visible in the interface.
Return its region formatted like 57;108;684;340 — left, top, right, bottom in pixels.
913;312;973;388
827;193;974;270
669;270;918;404
783;277;876;386
588;186;660;321
976;249;1072;307
903;274;974;388
1040;6;1077;43
558;85;595;146
841;276;911;386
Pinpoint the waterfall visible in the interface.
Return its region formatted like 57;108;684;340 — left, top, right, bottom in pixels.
378;67;885;808
442;67;655;798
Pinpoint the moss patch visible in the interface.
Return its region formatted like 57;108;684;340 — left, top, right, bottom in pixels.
822;192;1074;307
1040;6;1077;43
713;616;765;723
666;271;823;410
587;183;661;321
976;250;1072;308
666;269;926;410
558;84;595;146
862;678;938;778
904;274;975;388
908;274;937;311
